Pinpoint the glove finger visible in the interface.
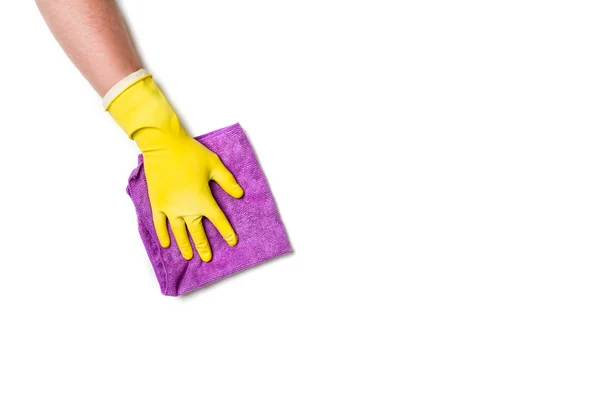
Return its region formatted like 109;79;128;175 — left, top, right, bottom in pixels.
211;158;243;199
204;198;238;246
184;216;212;262
152;209;170;248
171;217;194;260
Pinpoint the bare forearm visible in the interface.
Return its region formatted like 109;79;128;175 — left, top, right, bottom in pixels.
36;0;142;96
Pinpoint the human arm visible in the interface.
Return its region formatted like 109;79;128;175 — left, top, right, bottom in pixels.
36;0;244;261
35;0;141;96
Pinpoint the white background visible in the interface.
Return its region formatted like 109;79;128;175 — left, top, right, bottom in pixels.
1;0;599;398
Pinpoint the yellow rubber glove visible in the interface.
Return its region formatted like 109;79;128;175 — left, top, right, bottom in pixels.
105;70;243;261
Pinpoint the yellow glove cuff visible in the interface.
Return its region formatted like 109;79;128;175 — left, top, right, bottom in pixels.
103;69;151;110
105;71;181;141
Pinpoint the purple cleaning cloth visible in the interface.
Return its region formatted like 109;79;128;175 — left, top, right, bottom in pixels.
126;123;291;296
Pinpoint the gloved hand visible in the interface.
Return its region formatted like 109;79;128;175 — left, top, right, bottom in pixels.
105;70;243;261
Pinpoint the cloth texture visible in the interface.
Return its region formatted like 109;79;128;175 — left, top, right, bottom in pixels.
126;123;291;296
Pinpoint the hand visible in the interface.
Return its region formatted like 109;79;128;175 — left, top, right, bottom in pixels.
107;74;243;261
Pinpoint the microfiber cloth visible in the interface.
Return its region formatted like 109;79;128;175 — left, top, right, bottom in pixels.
126;123;291;296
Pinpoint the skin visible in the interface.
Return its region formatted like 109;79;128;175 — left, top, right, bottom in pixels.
36;0;142;96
